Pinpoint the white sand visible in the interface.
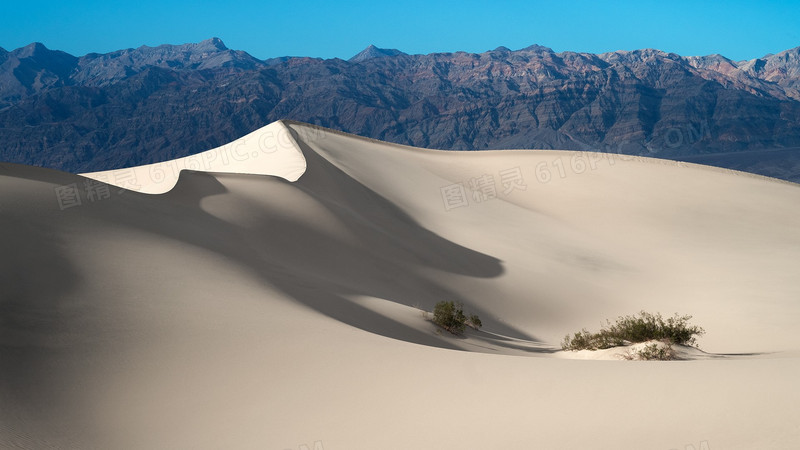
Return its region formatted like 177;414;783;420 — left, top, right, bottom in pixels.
81;121;307;193
2;120;799;449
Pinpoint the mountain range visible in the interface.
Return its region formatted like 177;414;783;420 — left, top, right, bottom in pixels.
1;37;800;181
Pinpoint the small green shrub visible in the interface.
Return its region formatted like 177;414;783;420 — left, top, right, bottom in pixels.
562;311;705;352
468;314;482;329
637;341;675;360
432;301;481;334
620;339;676;361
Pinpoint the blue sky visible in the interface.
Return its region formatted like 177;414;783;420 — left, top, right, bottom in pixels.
1;0;798;61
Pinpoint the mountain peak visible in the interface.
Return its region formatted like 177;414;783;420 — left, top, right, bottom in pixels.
14;42;51;58
349;45;406;62
519;44;554;53
197;37;228;51
137;38;229;54
769;46;800;60
7;42;77;69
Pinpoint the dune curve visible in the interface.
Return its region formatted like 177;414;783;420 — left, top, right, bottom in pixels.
80;120;307;194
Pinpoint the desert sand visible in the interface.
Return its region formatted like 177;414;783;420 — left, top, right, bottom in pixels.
2;120;799;449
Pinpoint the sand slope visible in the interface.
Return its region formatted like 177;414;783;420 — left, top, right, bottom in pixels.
2;120;800;449
80;121;307;194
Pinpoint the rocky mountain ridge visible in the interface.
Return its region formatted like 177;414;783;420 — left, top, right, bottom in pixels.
1;38;799;181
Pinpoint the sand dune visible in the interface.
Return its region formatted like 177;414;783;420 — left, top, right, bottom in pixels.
80;121;307;194
2;120;800;448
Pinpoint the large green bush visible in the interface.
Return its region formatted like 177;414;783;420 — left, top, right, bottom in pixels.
562;311;705;352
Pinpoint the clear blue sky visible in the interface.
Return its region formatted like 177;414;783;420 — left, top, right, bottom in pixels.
1;0;798;61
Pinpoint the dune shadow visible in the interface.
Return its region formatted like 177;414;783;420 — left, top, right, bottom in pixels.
104;135;541;351
0;168;90;438
468;330;559;354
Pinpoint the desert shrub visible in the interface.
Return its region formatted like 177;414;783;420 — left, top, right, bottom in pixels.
620;339;676;361
636;341;676;360
562;311;704;352
561;328;622;351
468;314;482;329
432;301;482;334
432;301;466;334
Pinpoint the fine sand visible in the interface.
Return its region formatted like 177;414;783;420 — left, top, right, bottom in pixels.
2;120;799;449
